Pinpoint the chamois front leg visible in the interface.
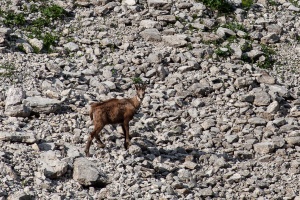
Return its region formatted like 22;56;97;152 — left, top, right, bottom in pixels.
85;125;104;157
123;120;131;149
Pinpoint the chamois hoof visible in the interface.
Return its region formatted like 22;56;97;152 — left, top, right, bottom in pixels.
125;141;131;149
84;150;90;157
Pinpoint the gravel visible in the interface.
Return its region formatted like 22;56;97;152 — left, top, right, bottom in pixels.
0;0;300;199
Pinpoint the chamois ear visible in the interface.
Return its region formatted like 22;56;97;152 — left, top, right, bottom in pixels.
134;84;140;90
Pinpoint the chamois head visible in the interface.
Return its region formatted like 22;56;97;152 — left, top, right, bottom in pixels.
134;84;146;102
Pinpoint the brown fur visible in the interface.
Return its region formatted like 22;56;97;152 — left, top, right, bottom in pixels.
85;84;146;156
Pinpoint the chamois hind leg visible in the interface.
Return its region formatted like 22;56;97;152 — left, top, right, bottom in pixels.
94;132;105;148
121;124;126;136
85;125;104;157
123;120;131;149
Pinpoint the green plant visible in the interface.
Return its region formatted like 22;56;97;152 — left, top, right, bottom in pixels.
223;22;246;32
261;44;276;55
289;0;299;6
268;0;278;6
3;12;26;27
32;45;40;54
32;17;51;28
215;46;232;57
17;44;26;53
258;44;275;69
132;77;143;84
111;68;117;76
42;32;58;52
29;4;39;12
187;43;193;50
196;0;234;13
241;41;253;52
41;4;66;20
241;0;253;10
227;35;237;43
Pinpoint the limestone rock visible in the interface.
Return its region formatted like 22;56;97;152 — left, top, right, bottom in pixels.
73;157;109;187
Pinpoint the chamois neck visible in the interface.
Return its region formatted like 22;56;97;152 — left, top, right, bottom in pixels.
130;95;142;109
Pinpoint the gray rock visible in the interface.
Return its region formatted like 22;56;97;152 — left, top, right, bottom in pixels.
230;43;242;59
19;42;33;53
157;15;176;23
39;151;68;179
100;38;114;47
268;85;290;99
63;42;79;52
162;35;188;47
199;188;213;197
245;50;264;59
145;68;157;78
24;96;61;114
188;108;198;118
272;118;286;127
228;173;242;183
178;65;194;73
147;0;172;10
234;77;255;88
140;20;159;29
253;90;271;106
157;65;168;80
239;94;255;103
73;157;109;187
147;52;162;64
200;32;222;43
7;191;32;200
4;87;27;115
102;81;116;90
288;4;300;11
201;119;216;130
248;117;267;126
253;142;275;154
216;27;236;38
0;162;18;180
261;33;280;44
177;169;192;181
140;29;162;42
189;83;213;96
285;137;300;146
256;73;276;84
129;144;142;155
94;2;118;15
0;131;36;143
225;135;239;143
29;38;43;52
4;104;31;117
122;0;137;6
267;101;280;113
183;161;197;170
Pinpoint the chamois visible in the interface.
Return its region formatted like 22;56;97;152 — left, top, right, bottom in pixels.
84;84;146;156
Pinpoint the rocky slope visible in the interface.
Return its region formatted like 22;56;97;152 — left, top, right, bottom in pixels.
1;0;300;199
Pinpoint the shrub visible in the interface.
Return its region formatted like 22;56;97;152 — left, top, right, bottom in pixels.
241;0;253;10
4;12;26;27
41;4;66;20
42;32;58;52
132;77;143;84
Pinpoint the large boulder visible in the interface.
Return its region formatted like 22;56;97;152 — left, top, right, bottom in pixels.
73;157;109;187
24;96;61;114
0;131;36;144
38;151;68;179
4;87;30;117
